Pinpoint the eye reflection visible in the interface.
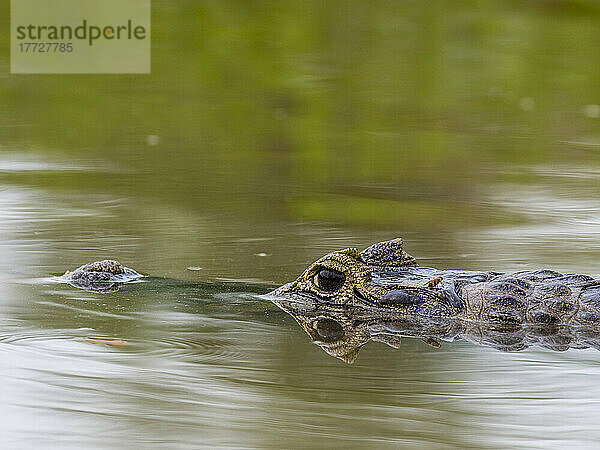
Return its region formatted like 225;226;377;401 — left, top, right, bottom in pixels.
315;318;345;342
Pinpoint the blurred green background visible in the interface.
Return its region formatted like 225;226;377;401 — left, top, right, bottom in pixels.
2;0;600;277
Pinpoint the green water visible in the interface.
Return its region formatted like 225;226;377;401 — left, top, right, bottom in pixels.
2;1;600;448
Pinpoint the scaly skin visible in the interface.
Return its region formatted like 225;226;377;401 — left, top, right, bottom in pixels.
269;238;600;327
63;260;144;292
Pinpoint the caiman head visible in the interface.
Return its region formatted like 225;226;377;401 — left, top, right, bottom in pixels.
269;238;464;318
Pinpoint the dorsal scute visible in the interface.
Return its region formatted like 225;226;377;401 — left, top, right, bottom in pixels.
359;238;417;267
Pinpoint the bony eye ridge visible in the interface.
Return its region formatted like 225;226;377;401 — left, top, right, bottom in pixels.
315;268;346;292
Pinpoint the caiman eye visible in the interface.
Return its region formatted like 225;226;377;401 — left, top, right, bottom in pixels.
314;268;346;292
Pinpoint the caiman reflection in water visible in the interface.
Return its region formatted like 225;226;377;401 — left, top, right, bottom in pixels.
268;238;600;362
270;295;600;362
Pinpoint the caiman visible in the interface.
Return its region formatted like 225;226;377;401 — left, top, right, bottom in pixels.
60;239;600;360
65;238;600;326
265;238;600;361
268;238;600;328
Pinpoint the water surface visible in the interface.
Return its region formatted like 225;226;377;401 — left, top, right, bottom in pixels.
3;1;600;448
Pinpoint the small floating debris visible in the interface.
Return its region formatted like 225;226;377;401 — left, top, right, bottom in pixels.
145;134;161;146
254;253;271;257
85;337;128;347
584;104;600;119
519;97;535;111
186;266;203;271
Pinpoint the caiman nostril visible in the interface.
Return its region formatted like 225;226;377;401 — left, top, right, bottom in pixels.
381;290;421;306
